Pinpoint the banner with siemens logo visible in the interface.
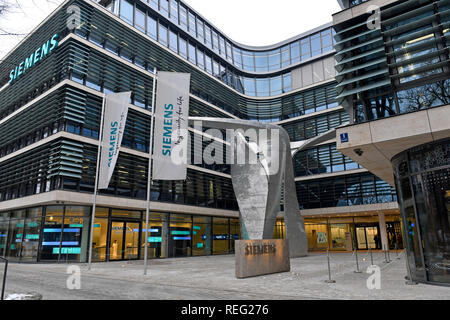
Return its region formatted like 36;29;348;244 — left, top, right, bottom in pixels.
153;72;191;180
98;92;131;189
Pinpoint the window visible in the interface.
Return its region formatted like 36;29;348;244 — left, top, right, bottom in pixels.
179;5;188;30
281;45;290;68
270;76;282;96
147;14;157;40
212;31;219;52
255;52;267;72
213;60;220;77
243;77;256;96
169;0;178;23
311;33;321;56
188;42;196;64
179;37;187;58
321;29;333;52
283;73;292;93
242;50;254;71
204;25;212;48
268;49;281;71
291;41;300;63
169;30;178;53
197;49;205;69
160;0;169;17
256;78;269;97
120;0;134;25
148;0;158;10
226;42;233;62
197;19;204;42
233;47;242;69
301;38;311;60
205;54;212;74
188;12;196;37
135;8;146;33
158;23;168;45
219;36;226;57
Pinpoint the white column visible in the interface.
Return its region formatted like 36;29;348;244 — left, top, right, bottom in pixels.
378;211;389;251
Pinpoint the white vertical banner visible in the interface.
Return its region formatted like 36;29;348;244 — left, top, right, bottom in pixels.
98;91;131;189
153;72;191;180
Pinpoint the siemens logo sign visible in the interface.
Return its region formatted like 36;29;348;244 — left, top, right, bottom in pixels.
244;243;276;256
108;122;119;168
161;103;174;157
9;33;59;85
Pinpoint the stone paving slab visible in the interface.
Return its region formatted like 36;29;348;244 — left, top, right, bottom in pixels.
2;252;449;300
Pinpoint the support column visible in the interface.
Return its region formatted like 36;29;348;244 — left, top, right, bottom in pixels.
378;211;389;251
161;216;169;258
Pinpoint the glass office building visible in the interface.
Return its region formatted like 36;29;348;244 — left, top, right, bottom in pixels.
0;0;400;264
334;0;450;285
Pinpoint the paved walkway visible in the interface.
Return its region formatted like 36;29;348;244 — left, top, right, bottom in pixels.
2;251;449;300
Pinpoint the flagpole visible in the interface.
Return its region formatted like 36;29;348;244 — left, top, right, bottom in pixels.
144;68;158;275
88;92;107;271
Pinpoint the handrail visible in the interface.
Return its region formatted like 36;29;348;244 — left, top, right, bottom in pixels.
0;257;8;301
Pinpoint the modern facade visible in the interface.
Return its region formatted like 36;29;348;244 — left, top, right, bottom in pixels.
334;0;450;285
0;0;402;265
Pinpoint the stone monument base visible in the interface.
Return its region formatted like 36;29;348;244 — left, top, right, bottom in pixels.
235;239;290;279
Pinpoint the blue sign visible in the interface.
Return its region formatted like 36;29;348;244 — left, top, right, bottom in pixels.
340;133;349;143
148;237;162;243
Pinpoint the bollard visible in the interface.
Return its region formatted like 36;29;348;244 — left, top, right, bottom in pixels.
325;249;336;283
384;245;390;263
387;247;391;262
396;243;401;260
369;247;374;266
354;248;362;273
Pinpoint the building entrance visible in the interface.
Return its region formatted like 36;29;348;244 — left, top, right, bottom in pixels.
355;224;380;250
108;221;140;261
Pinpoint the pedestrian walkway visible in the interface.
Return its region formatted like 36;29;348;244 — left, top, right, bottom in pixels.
3;252;450;300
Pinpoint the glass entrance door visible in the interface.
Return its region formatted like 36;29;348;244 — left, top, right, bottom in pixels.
124;222;139;260
356;225;379;250
110;222;124;261
109;221;140;261
356;227;367;250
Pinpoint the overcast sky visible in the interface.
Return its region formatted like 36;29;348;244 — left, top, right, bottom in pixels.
0;0;341;59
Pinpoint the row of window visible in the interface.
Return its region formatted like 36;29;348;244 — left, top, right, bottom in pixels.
294;143;362;177
0;205;241;262
297;173;397;210
284;111;349;142
82;25;292;98
342;0;450;123
0;140;239;210
111;0;335;73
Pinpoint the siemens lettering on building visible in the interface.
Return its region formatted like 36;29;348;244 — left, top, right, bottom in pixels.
0;0;448;286
8;34;59;84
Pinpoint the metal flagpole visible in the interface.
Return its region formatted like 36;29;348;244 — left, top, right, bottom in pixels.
88;92;107;271
144;68;158;275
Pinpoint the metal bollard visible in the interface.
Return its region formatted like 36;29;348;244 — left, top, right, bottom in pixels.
384;245;390;263
325;249;336;283
0;258;7;301
387;248;391;262
354;248;362;273
369;247;374;266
